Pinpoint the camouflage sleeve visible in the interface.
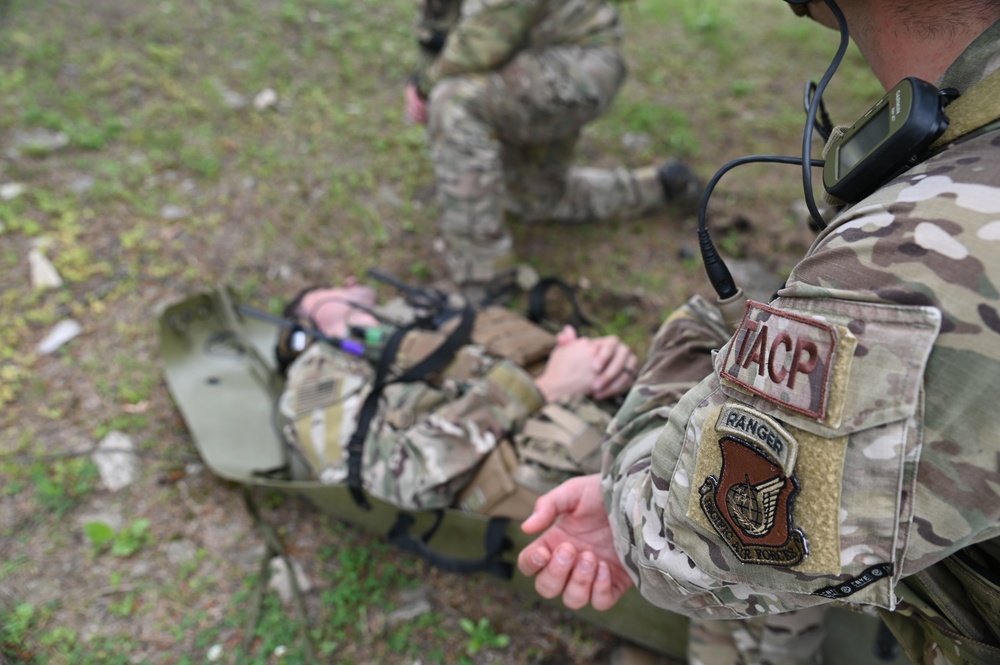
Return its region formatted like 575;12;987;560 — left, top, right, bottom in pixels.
416;0;540;97
602;295;729;485
364;359;545;510
412;0;463;92
604;130;1000;623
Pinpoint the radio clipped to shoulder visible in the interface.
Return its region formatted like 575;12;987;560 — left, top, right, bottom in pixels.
823;77;956;204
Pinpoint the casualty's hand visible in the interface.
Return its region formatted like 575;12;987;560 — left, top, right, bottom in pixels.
534;327;637;402
588;334;637;400
518;474;633;611
405;82;428;125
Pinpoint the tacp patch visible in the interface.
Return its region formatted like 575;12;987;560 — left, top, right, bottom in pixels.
721;302;839;421
698;405;808;567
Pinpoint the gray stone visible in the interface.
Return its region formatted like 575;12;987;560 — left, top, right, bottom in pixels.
93;431;139;491
253;88;277;111
622;132;653;153
166;539;198;566
28;248;63;290
12;129;69;156
386;587;432;626
36;319;82;354
160;204;190;220
267;556;312;604
725;258;785;305
0;183;25;200
68;176;95;194
377;185;402;209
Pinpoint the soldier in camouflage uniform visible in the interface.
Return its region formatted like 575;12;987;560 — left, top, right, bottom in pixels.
276;283;636;510
405;0;701;293
517;1;1000;664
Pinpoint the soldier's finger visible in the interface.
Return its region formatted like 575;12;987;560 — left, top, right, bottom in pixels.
517;542;551;577
534;543;577;600
590;561;621;611
561;551;599;610
521;502;556;534
522;476;589;534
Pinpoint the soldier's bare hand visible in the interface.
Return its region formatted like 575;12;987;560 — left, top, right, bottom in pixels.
519;474;633;611
405;82;428;125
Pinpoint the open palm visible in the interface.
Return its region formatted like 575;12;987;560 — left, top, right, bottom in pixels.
519;474;634;611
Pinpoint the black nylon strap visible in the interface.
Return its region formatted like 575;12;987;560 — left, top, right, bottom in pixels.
387;511;514;579
526;276;593;331
345;302;475;509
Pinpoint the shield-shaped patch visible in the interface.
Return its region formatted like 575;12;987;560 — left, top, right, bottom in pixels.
699;434;807;566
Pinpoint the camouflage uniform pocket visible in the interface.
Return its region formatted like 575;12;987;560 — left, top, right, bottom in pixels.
278;343;373;483
658;298;942;615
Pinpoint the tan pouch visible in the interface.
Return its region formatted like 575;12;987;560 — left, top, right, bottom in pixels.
468;307;556;366
455;440;539;521
516;401;608;474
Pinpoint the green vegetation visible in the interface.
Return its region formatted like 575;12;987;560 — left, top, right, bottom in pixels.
83;518;153;557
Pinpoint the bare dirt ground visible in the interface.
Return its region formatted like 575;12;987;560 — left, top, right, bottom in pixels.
0;0;886;663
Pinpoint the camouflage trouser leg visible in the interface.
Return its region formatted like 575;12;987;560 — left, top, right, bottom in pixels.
427;73;512;286
687;607;828;665
504;146;664;224
427;45;660;285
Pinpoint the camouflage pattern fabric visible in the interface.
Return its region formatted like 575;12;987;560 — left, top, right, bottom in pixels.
280;339;545;510
415;0;668;285
687;607;827;665
602;23;1000;665
277;310;621;513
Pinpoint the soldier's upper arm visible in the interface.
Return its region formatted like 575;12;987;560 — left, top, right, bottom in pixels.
619;296;944;617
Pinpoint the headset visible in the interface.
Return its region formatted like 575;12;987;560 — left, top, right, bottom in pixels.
697;0;954;329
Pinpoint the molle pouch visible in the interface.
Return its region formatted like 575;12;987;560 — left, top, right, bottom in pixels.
277;343;373;483
513;398;610;495
665;298;941;613
455;439;539;521
466;306;556;367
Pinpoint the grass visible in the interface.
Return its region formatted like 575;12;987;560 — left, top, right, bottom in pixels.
0;0;883;661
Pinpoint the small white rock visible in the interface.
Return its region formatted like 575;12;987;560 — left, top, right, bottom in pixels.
36;319;82;354
28;248;63;290
254;88;277;111
0;183;25;200
160;204;189;220
267;557;313;604
93;431;138;491
206;644;223;662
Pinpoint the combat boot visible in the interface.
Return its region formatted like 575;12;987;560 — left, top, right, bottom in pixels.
657;158;703;212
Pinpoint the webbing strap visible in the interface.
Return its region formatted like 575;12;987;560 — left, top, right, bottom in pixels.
346;302;475;509
387;511;514;579
527;276;593;331
933;67;1000;148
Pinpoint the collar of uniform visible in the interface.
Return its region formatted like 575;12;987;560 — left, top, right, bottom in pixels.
937;17;1000;94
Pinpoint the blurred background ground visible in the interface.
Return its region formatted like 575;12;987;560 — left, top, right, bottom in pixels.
0;0;886;663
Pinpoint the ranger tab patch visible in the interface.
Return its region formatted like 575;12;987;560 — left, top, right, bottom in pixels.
721;301;838;420
700;405;807;566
